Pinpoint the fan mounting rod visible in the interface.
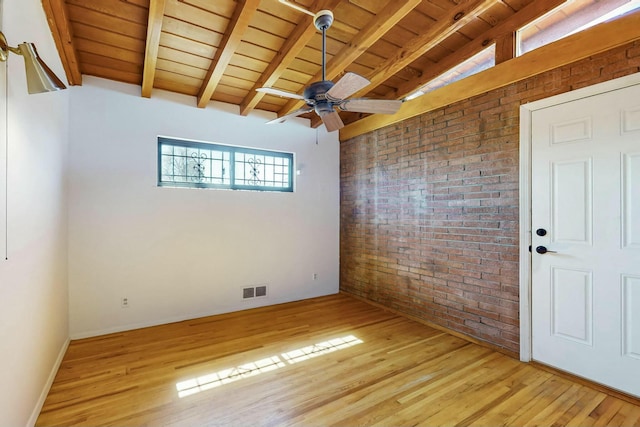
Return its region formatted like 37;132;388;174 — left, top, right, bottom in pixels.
314;10;333;81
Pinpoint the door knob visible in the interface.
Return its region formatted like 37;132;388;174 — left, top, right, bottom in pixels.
536;246;557;254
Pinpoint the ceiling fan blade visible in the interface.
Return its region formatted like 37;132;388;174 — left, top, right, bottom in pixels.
338;98;403;114
320;111;344;132
256;87;306;100
326;72;370;101
265;107;314;125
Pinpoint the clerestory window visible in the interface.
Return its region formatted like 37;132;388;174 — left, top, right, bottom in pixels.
158;137;294;192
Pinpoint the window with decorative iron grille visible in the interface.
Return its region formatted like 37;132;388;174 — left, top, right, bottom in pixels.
158;137;294;192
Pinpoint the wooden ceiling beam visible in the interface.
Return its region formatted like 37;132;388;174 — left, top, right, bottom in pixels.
197;0;261;108
343;0;497;102
495;32;516;65
41;0;82;85
141;0;166;98
278;0;422;117
387;0;566;101
339;10;640;141
239;0;341;117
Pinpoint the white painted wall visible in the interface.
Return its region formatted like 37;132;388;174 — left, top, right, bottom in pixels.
68;76;340;338
0;0;70;425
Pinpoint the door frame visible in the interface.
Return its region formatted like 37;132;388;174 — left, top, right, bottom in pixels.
518;72;640;361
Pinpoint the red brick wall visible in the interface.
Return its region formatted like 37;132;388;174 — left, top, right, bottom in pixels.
340;41;640;353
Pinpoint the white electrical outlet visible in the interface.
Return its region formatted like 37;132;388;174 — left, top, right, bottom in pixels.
313;273;318;280
121;297;129;308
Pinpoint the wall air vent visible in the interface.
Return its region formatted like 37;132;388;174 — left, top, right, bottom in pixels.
242;287;255;299
242;284;268;300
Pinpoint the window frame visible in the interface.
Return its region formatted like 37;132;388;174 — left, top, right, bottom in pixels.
157;137;295;192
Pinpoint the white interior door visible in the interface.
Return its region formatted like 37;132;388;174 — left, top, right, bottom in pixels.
531;83;640;397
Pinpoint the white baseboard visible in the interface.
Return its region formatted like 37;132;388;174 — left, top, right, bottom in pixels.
70;290;338;340
27;337;70;427
70;311;224;340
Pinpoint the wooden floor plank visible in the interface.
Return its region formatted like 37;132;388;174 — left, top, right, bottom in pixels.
36;293;640;426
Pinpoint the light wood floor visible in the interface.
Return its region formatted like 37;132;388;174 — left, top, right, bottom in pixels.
37;293;640;426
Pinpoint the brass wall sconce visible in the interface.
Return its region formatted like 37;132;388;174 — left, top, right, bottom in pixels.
0;30;66;94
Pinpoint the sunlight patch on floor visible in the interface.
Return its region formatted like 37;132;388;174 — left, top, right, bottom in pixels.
281;335;363;364
176;335;363;398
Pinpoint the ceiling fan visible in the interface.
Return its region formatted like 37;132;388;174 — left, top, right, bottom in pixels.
257;9;403;132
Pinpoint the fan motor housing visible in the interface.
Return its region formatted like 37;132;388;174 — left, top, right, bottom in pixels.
314;101;334;115
304;81;336;116
303;80;334;101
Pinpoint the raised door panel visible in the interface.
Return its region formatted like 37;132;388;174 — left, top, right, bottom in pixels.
550;117;592;144
622;153;640;249
552;267;593;346
622;275;640;360
622;106;640;134
552;159;593;245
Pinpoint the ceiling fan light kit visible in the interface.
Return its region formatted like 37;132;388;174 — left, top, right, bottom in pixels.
258;6;401;132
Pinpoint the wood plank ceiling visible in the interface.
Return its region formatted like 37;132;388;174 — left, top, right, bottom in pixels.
44;0;572;131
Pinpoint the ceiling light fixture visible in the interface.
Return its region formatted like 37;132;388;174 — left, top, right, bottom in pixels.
0;31;66;94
